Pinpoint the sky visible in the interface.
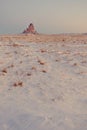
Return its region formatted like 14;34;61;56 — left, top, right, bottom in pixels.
0;0;87;34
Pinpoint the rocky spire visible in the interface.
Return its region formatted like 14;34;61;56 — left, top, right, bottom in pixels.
23;23;37;34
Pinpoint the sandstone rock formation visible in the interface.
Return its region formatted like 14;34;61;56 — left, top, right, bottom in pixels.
23;23;37;34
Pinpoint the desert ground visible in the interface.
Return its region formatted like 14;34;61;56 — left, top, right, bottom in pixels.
0;34;87;130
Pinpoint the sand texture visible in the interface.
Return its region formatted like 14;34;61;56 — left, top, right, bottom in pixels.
0;34;87;130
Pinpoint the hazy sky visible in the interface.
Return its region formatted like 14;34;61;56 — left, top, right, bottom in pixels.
0;0;87;34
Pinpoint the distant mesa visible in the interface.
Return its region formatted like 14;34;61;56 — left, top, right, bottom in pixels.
23;23;37;34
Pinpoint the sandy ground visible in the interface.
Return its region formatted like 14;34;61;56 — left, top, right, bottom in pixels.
1;33;87;43
0;34;87;130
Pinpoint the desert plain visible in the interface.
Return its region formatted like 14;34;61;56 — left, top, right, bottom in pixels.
0;34;87;130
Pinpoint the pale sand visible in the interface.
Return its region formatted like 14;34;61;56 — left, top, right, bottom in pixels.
0;33;87;43
0;34;87;130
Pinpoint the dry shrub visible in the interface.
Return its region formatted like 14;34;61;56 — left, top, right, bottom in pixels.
40;49;47;53
13;83;18;87
55;59;60;62
12;43;19;47
2;68;7;73
62;39;65;42
27;73;32;76
38;60;45;65
13;81;23;87
31;66;36;70
73;63;77;66
84;42;87;44
20;61;23;64
42;70;47;73
18;82;23;87
81;61;87;63
8;64;14;68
